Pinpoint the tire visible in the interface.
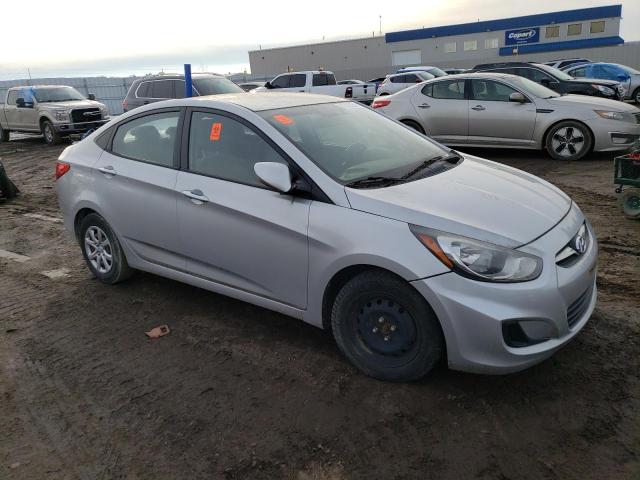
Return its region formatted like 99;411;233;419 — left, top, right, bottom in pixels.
545;121;593;161
41;120;62;145
401;120;425;134
633;88;640;105
0;124;9;143
379;92;390;96
79;213;133;284
331;271;444;382
618;188;640;219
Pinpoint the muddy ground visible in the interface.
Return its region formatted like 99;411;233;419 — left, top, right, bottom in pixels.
1;135;639;480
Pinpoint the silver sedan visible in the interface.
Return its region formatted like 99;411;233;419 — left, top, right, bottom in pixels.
373;72;640;160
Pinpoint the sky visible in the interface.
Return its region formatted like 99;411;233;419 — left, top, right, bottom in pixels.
0;0;638;80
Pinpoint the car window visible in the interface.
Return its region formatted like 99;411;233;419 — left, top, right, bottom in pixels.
136;81;151;98
471;80;518;102
569;66;588;78
173;80;186;98
112;111;180;167
312;73;336;86
188;111;287;187
290;74;306;88
271;75;290;88
428;80;465;99
19;88;35;104
151;80;174;99
516;68;554;83
390;75;405;83
6;90;18;105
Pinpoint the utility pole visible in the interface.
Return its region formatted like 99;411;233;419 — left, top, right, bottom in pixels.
379;15;382;36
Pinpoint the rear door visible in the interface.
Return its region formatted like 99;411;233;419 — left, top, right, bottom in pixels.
413;79;468;143
174;108;310;308
468;79;537;146
94;108;184;269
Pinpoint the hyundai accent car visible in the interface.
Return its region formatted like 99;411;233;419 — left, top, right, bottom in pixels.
56;93;598;382
373;72;640;160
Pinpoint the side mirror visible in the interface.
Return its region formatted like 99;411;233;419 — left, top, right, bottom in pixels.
16;98;25;108
540;78;551;86
509;92;527;103
88;93;96;100
254;162;292;193
264;81;273;89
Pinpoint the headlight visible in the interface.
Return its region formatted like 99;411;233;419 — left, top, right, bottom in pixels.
591;84;615;96
100;106;109;117
594;110;634;122
410;226;543;283
53;110;70;121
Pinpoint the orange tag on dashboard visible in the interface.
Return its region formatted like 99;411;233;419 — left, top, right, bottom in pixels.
273;114;294;125
210;122;222;141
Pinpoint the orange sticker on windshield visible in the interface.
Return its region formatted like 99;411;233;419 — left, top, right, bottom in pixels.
273;114;294;125
210;122;222;141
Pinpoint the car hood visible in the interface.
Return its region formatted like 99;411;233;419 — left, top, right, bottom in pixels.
546;94;639;111
40;100;104;109
345;155;571;248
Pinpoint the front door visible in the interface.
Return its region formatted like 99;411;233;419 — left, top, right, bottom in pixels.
95;109;184;270
175;109;310;308
468;79;537;146
412;79;469;144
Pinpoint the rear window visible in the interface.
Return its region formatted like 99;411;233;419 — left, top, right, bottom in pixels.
192;77;244;95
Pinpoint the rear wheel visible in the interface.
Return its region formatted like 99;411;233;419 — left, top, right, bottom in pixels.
379;92;390;96
545;121;592;161
331;271;444;382
401;120;425;134
619;188;640;219
41;120;62;145
0;124;9;142
633;87;640;104
79;213;133;284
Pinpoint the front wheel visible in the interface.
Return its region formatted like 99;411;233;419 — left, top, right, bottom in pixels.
619;188;640;219
41;120;62;145
79;213;133;284
331;271;444;382
545;121;593;161
633;88;640;104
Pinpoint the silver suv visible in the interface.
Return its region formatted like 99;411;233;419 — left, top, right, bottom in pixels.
122;73;243;112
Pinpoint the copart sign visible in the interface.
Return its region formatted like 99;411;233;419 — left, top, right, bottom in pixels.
505;27;540;46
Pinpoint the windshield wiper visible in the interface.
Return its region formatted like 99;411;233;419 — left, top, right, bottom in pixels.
345;176;403;188
400;152;462;180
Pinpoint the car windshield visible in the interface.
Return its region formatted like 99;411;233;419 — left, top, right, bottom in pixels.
427;67;448;77
260;101;452;184
535;64;574;81
508;76;561;99
34;87;85;102
616;64;640;75
193;77;244;95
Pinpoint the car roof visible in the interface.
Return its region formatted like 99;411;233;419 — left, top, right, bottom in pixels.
184;92;346;111
134;73;225;82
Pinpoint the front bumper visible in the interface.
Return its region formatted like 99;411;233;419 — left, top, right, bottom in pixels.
411;204;598;374
590;117;640;152
54;119;109;135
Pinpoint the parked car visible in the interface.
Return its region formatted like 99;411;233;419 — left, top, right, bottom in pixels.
473;62;625;100
545;58;592;70
377;72;435;96
443;68;468;75
122;73;243;112
337;79;365;85
0;85;109;145
57;92;598;382
562;63;640;103
238;82;265;92
373;72;640;160
396;66;448;77
254;71;376;104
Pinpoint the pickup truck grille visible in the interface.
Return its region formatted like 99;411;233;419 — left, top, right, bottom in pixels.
71;108;101;124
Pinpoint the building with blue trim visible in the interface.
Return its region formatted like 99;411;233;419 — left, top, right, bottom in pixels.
248;5;638;81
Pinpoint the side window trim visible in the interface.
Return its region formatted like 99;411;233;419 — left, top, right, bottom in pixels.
106;107;185;169
180;107;332;203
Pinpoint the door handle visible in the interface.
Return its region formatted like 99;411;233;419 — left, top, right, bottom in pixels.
471;105;486;111
98;166;116;176
418;103;431;109
182;189;209;204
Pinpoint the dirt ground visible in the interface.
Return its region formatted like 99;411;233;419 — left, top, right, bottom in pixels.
1;135;639;480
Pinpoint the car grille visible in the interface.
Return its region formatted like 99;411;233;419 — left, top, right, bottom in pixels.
556;223;589;267
71;108;101;124
566;285;593;329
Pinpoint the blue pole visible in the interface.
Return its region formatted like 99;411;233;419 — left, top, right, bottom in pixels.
184;64;193;98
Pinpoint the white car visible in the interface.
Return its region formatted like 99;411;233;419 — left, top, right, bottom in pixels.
373;72;640;160
254;71;375;103
377;72;435;96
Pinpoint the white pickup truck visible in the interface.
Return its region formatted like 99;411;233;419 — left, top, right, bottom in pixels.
255;71;376;104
